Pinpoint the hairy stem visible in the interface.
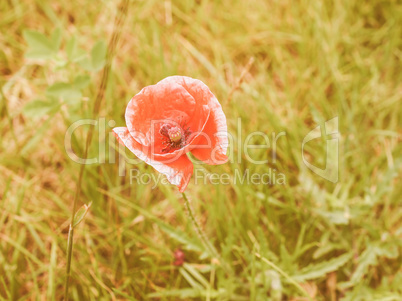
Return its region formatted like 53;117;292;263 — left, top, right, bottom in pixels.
182;192;221;262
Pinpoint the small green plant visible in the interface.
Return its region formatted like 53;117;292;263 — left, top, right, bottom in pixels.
22;28;106;121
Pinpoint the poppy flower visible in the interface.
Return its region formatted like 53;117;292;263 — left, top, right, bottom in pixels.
113;76;228;192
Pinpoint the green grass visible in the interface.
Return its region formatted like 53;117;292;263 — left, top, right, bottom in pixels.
1;0;401;300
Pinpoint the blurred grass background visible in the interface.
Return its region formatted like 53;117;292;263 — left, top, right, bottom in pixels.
1;0;401;300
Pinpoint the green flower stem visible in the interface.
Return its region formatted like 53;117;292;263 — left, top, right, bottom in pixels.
182;192;221;265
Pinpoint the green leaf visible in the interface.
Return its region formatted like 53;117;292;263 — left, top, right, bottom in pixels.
73;75;91;90
65;37;76;59
147;288;201;299
292;252;353;281
375;243;398;259
46;82;82;104
183;263;210;288
339;246;377;289
23;30;55;59
23;100;59;119
147;288;224;299
75;40;106;71
314;209;350;225
51;28;62;51
0;49;10;71
157;223;203;253
77;57;93;71
351;243;398;283
112;288;138;301
66;37;86;62
73;202;92;228
339;242;398;289
91;41;107;71
313;243;344;259
54;57;68;68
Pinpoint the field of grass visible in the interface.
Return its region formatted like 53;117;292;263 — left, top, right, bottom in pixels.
1;0;401;300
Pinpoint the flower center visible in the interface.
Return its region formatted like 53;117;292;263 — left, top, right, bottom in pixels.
159;122;192;153
168;126;182;143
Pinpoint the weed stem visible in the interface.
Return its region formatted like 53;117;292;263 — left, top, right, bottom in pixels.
63;1;129;299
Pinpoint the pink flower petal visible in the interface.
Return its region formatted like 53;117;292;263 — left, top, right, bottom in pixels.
113;127;193;192
158;76;229;164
